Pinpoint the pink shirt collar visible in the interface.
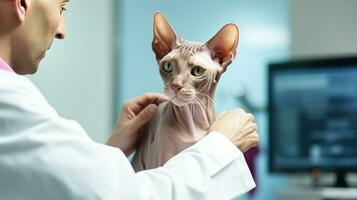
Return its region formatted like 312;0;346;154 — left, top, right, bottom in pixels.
0;57;15;73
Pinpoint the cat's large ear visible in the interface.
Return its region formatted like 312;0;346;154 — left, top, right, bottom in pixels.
152;12;178;60
206;23;239;71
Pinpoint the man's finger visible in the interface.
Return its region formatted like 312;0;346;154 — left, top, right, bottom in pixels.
130;93;169;114
216;111;227;119
132;104;158;129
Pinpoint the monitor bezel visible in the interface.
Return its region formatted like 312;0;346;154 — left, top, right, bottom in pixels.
268;55;357;173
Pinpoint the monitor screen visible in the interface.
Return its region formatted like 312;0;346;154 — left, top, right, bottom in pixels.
268;56;357;172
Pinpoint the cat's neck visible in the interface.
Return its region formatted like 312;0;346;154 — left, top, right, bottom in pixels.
161;97;215;133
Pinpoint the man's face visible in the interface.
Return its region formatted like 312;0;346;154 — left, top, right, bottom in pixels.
13;0;69;74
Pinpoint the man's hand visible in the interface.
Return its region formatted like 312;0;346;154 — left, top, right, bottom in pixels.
107;93;169;156
209;108;259;153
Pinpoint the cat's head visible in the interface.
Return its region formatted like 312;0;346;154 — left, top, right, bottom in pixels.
152;12;239;106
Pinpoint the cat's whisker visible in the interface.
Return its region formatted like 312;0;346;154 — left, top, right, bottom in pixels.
189;98;199;112
196;92;215;105
189;101;195;116
190;98;201;116
192;96;206;115
192;95;203;107
195;97;207;112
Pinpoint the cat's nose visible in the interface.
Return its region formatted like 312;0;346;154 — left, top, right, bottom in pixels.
170;83;183;93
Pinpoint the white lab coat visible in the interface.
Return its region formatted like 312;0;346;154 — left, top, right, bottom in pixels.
0;70;255;200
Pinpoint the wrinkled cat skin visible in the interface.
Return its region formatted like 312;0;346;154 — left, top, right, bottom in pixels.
132;12;239;171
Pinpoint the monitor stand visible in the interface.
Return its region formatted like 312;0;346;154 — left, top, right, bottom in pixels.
313;171;350;188
334;171;349;188
321;172;353;200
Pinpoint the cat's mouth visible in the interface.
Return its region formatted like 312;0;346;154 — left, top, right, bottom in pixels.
165;88;195;106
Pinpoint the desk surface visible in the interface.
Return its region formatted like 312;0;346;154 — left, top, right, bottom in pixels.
275;187;357;199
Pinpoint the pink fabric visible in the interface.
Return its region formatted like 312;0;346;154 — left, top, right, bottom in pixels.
0;57;14;73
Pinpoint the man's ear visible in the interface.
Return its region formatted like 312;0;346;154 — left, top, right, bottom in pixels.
152;12;178;60
14;0;29;22
206;23;239;70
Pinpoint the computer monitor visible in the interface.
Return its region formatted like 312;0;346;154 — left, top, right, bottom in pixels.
268;56;357;187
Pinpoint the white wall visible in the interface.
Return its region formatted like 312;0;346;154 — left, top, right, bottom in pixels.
291;0;357;58
29;0;114;143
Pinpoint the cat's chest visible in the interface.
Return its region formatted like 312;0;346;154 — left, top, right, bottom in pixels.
154;117;207;156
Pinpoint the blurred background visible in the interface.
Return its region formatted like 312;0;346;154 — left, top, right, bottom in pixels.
29;0;357;199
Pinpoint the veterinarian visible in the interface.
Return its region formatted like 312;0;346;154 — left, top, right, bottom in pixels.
0;0;259;199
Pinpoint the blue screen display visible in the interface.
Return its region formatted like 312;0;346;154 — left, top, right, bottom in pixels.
269;62;357;171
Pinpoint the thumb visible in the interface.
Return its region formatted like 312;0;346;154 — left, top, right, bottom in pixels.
216;111;227;119
132;104;158;129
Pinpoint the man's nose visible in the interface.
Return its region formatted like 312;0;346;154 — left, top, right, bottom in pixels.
170;83;183;93
55;17;66;39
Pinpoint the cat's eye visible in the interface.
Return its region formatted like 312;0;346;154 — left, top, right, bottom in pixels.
162;61;174;73
191;66;206;77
